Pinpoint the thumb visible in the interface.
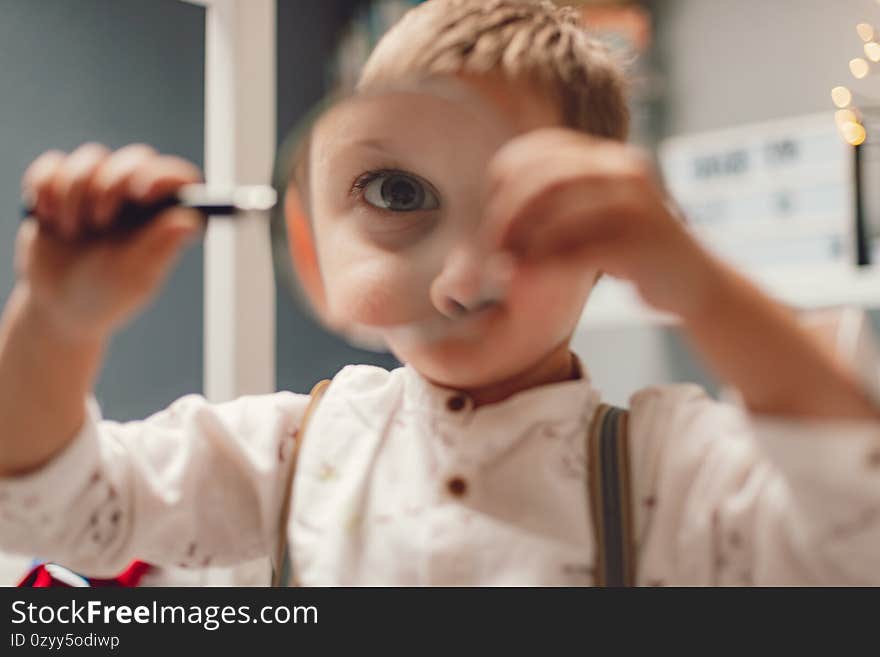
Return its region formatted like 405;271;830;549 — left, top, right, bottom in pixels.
114;209;203;289
122;209;203;264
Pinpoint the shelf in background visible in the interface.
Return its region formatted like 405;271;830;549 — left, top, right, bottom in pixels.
579;263;880;330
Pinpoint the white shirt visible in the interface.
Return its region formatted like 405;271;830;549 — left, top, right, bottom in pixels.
2;360;880;586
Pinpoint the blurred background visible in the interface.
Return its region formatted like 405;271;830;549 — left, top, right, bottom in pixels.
0;0;875;411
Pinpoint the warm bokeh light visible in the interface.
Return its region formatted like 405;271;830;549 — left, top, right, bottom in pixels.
841;121;867;146
832;86;853;108
866;41;880;62
835;109;858;126
858;23;876;42
851;57;870;79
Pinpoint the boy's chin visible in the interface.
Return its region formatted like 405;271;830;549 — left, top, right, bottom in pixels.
391;340;535;391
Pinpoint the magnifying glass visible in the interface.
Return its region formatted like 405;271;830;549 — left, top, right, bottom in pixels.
269;77;517;351
22;76;516;353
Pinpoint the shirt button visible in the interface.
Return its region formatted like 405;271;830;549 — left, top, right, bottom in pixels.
446;475;468;497
446;394;467;412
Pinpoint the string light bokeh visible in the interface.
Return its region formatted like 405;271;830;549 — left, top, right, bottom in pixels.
832;18;880;146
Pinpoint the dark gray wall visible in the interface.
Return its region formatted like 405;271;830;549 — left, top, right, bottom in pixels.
275;0;399;395
0;0;205;420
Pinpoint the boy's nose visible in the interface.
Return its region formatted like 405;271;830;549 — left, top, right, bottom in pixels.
430;245;502;319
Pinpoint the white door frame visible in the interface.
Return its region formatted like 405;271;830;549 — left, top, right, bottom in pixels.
183;0;277;402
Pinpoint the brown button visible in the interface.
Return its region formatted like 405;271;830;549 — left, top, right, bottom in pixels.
446;476;468;497
446;395;467;412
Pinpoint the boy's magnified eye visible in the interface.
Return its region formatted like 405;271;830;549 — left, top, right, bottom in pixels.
359;171;440;212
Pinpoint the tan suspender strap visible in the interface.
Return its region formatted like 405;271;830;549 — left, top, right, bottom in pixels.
271;379;331;587
587;403;636;587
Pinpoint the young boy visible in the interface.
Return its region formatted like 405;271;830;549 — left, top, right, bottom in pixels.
2;0;880;586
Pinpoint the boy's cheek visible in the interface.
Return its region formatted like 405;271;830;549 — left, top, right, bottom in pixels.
321;264;433;328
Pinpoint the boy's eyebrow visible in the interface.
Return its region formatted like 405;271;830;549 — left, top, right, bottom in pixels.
348;138;398;154
317;135;400;161
315;135;406;170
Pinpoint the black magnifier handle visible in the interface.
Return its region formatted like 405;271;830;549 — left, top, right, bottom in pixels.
20;184;277;235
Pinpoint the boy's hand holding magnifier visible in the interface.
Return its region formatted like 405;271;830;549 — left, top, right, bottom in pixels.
17;144;205;343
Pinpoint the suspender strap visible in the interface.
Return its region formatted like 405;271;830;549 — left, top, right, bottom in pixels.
587;403;636;587
272;379;331;587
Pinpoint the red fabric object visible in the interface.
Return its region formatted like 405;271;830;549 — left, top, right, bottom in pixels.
89;560;152;587
17;560;152;588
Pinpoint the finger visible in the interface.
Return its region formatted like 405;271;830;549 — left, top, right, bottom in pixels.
484;149;583;246
127;210;203;292
487;129;642;202
484;136;594;239
486;129;600;194
128;155;203;205
498;178;638;261
21;150;66;229
524;199;626;262
118;208;203;270
485;143;649;250
50;143;110;239
488;129;636;187
483;151;559;245
89;144;157;228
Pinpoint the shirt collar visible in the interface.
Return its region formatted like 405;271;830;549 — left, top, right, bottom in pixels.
399;352;600;429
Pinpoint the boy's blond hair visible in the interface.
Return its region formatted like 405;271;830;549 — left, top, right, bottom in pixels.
359;0;630;141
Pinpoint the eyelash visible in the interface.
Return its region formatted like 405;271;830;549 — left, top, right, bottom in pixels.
351;169;397;197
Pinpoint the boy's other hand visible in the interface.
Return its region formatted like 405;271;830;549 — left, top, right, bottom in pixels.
16;143;204;342
485;128;721;320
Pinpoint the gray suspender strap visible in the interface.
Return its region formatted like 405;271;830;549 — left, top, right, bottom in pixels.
587;403;636;587
271;379;331;587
